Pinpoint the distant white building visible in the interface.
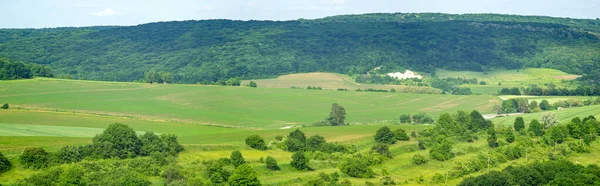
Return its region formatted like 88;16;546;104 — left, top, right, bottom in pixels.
387;70;423;79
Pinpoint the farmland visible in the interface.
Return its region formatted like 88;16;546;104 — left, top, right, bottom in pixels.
1;77;600;185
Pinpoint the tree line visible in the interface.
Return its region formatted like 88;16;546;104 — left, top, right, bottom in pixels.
0;58;54;80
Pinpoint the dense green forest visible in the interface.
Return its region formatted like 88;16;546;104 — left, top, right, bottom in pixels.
0;58;53;80
0;13;599;83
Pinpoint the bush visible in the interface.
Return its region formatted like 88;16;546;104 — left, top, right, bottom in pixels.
291;151;309;170
374;126;396;144
140;132;168;156
245;134;268;150
371;143;392;158
514;117;525;132
412;154;428;165
91;123;143;159
55;145;84;164
265;156;280;170
19;147;50;169
394;128;410;141
160;134;184;155
230;150;246;167
203;160;231;185
228;164;261;186
339;157;374;178
0;152;12;174
162;166;185;184
1;103;8;109
248;81;257;88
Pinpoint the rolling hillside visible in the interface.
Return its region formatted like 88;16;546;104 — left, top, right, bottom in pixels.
0;13;599;83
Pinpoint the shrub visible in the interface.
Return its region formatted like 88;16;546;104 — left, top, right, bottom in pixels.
160;134;184;155
19;147;50;169
306;135;326;151
91;123;143;159
412;154;428;165
230;150;246;167
371;143;392;158
140;132;168;156
248;81;257;88
162;166;184;184
245;134;268;150
374;126;396;144
265;156;280;170
291;151;309;170
394;128;410;141
0;152;12;174
1;103;8;109
228;164;261;186
514;117;525;132
55;145;84;164
339;157;374;178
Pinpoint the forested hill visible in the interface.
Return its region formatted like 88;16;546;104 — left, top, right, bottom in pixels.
0;13;599;83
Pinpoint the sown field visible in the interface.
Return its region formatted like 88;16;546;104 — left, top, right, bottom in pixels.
436;68;581;94
0;78;498;129
242;72;440;93
491;105;600;126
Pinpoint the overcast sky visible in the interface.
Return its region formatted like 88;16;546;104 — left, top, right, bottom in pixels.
1;0;599;28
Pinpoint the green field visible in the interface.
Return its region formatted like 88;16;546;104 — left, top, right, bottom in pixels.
436;68;581;94
0;78;498;129
2;77;600;185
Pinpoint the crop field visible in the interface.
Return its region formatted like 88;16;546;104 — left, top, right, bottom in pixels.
242;72;441;93
0;78;498;129
2;77;600;185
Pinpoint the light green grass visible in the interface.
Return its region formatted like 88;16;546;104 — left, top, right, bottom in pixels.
436;68;580;86
491;105;600;126
0;78;498;129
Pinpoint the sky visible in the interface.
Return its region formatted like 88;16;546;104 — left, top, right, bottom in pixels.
1;0;599;28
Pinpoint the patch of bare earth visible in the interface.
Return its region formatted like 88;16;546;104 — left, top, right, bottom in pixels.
553;75;581;80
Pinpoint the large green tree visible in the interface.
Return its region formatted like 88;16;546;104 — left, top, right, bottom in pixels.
327;103;347;126
514;117;525;132
91;123;143;159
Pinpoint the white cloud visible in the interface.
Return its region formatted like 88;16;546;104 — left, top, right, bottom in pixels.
320;0;345;5
94;8;118;17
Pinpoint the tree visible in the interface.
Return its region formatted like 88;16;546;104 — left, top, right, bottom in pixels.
139;132;167;156
371;143;392;158
55;146;83;164
160;134;184;155
226;78;241;86
435;113;457;135
470;110;487;131
288;129;306;142
228;164;261;186
506;131;515;143
144;70;160;84
306;135;326;151
19;147;50;169
541;112;559;128
286;129;306;152
245;135;268;150
327;103;347;126
539;100;552;110
528;119;544;136
339;157;374;178
454;110;472;130
230;150;246;167
248;81;257;88
487;128;499;148
1;103;8;109
399;114;411;124
429;135;453;161
0;152;12;174
394;128;410;141
265;156;280;170
514;117;525;132
375;126;396;144
162;166;184;184
291;151;309;170
91;123;143;159
529;100;539;111
412;154;428;165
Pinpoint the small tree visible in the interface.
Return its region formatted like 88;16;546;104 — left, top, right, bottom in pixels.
371;143;392;158
228;164;261;186
506;131;515;143
248;81;257;88
245;135;267;150
528;119;544;136
140;132;168;156
339;157;374;178
1;103;8;109
230;150;246;167
375;126;396;144
514;117;525;132
487;128;499;148
265;156;280;170
412;154;428;165
394;128;410;141
19;147;50;169
92;123;143;159
429;135;453;161
399;114;411;124
541;112;559;128
0;152;12;174
327;103;347;126
306;135;326;151
539;100;551;110
291;151;309;170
